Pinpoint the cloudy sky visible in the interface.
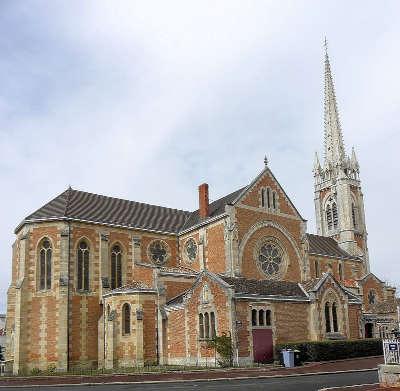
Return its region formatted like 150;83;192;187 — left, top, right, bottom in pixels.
0;1;399;311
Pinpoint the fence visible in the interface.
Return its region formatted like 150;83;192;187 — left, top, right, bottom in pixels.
383;339;400;365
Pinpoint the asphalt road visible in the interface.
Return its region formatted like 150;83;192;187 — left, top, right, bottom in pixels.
7;370;379;391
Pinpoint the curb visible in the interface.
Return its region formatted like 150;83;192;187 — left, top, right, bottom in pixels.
0;368;378;388
319;383;379;390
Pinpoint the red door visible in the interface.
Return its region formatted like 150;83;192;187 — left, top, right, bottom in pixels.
252;329;273;363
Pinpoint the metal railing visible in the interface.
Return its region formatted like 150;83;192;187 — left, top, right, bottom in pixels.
383;339;400;364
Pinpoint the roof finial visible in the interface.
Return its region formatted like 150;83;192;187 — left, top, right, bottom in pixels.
264;155;268;167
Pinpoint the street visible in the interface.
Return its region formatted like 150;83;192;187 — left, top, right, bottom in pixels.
6;369;378;391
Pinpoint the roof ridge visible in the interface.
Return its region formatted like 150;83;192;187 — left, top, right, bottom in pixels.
66;188;192;214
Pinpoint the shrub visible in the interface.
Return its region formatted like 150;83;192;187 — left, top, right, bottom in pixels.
276;338;383;363
206;332;233;367
30;367;41;376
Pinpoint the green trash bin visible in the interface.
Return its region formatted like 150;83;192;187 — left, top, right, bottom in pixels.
293;350;301;366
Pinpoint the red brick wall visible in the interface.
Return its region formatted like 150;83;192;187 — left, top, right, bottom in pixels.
143;299;157;363
348;304;361;339
167;309;186;359
235;301;251;358
206;223;226;273
361;276;384;311
274;302;309;344
162;279;194;301
241;172;298;217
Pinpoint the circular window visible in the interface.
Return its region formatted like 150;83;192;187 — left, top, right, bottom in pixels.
254;239;287;279
148;240;169;266
185;238;197;263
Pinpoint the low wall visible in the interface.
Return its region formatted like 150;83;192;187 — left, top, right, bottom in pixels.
378;364;400;388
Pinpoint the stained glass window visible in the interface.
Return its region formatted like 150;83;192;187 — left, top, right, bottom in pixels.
185;238;197;262
149;240;168;266
258;242;283;277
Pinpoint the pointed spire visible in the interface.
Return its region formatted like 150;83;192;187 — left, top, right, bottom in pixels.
313;151;321;174
350;147;359;171
324;38;346;165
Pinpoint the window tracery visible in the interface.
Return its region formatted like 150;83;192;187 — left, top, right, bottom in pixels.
39;238;52;290
77;240;89;291
148;240;169;266
111;244;122;289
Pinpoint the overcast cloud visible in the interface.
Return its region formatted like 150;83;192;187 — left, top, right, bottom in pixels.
0;1;399;312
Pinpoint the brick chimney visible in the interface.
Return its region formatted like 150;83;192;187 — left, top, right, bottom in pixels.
198;183;209;218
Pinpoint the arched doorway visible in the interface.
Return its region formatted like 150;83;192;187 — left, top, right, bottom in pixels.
365;323;374;338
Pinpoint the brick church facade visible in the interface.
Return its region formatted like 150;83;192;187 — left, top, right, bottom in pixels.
5;48;398;373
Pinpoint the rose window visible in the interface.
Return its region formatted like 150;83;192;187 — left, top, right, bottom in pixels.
149;240;169;266
185;238;197;262
257;242;284;277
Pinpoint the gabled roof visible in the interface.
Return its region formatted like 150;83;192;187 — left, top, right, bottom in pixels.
18;188;191;234
220;276;307;299
301;273;362;304
307;233;360;260
357;272;384;284
180;187;246;232
231;167;306;221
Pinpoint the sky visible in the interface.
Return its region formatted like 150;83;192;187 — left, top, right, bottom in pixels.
0;1;399;312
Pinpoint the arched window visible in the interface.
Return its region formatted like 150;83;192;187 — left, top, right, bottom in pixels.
332;303;338;332
325;197;338;230
352;203;357;228
326;205;333;230
111;245;122;289
210;312;216;338
338;263;343;281
77;241;89;291
199;313;204;339
266;310;271;326
267;188;271;208
258;309;265;326
252;309;257;326
122;303;131;335
39;238;52;290
261;188;265;208
204;312;210;339
272;192;277;209
315;259;320;278
325;303;331;333
332;202;338;228
368;290;376;305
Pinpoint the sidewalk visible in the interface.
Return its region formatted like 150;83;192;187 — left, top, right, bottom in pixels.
0;356;384;388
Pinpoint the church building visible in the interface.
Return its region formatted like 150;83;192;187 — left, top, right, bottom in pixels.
5;47;398;373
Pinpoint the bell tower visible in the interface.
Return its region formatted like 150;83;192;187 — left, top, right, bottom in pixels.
313;40;370;273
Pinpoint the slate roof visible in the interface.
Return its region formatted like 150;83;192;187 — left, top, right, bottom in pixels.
180;187;247;231
368;301;398;314
219;276;307;299
301;278;321;292
166;292;187;307
20;188;191;234
106;281;155;293
18;186;249;234
307;233;359;260
159;265;199;275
